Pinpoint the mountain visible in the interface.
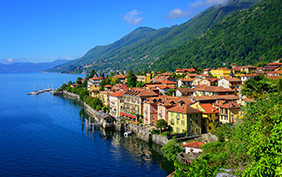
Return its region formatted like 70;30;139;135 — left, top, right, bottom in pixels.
0;59;71;73
153;0;282;71
46;0;260;74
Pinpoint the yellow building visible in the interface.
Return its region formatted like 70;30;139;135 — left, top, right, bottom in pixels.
211;68;232;79
168;104;202;135
136;72;154;83
241;65;256;74
99;91;111;106
191;102;219;133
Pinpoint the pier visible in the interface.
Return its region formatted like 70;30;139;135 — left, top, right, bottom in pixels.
27;88;54;95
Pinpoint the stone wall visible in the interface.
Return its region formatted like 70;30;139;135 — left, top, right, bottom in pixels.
63;91;80;100
152;134;169;146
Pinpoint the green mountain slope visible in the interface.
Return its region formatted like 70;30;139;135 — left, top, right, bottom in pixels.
153;0;282;71
47;0;260;74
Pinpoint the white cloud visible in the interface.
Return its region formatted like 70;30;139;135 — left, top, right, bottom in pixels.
166;8;190;19
0;58;19;64
192;0;229;8
123;9;143;25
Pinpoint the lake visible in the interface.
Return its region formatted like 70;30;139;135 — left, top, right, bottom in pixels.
0;73;173;177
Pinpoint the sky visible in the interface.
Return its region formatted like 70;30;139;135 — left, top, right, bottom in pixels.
0;0;228;63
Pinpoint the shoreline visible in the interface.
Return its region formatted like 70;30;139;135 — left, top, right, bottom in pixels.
56;90;169;146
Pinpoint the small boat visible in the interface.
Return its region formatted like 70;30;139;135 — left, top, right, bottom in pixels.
124;131;132;138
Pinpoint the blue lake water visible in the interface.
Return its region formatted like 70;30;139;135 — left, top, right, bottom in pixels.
0;73;173;177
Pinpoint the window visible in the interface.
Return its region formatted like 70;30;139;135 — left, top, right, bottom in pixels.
152;115;154;119
209;127;211;130
196;114;198;117
190;120;192;124
177;119;179;125
177;128;180;133
196;129;198;133
196;120;198;124
182;129;184;133
181;120;184;126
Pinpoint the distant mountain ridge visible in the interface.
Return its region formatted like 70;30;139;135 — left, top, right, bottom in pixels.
0;60;71;73
152;0;282;71
46;0;260;74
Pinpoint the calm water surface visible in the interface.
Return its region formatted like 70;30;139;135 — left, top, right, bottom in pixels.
0;73;173;177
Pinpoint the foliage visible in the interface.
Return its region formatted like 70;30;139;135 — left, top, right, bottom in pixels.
161;137;183;161
46;1;259;74
136;81;145;88
127;70;137;87
241;74;276;98
153;0;282;71
76;77;82;84
156;119;167;133
242;93;282;176
256;61;268;67
180;92;282;176
89;69;97;78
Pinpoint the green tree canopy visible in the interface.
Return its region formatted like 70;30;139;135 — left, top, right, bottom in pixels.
127;70;137;87
89;69;97;78
161;137;183;161
156;119;167;134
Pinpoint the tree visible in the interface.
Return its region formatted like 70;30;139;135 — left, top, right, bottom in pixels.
79;90;89;101
156;119;167;134
161;137;183;161
256;62;267;67
127;70;137;87
160;69;167;74
241;74;275;98
110;78;120;86
76;77;82;85
168;88;176;96
136;81;145;87
89;69;97;78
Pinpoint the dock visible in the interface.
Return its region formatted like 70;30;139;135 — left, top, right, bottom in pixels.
27;88;54;95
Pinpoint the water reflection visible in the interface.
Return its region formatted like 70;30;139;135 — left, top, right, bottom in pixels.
79;108;174;174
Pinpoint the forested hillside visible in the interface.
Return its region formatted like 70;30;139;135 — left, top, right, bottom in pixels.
153;0;282;71
46;0;259;74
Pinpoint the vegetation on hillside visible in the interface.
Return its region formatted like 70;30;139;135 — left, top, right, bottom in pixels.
46;0;259;74
153;0;282;71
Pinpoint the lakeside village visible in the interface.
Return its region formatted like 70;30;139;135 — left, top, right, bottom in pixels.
55;60;282;176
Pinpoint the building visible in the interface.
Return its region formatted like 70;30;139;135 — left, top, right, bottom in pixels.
176;88;194;97
210;68;232;79
176;68;196;75
121;88;157;121
263;63;282;71
112;75;126;84
191;102;219;133
109;91;124;118
177;78;194;87
168;103;202;135
218;77;242;90
182;141;205;153
192;85;235;96
198;78;218;86
241;65;256;73
87;77;104;90
217;101;240;124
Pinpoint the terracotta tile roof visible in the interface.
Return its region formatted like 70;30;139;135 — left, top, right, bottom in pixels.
242;65;256;69
112;75;126;79
268;76;281;80
187;74;199;77
204;68;210;71
193;95;239;102
215;68;230;70
168;104;202;114
267;63;282;66
110;91;124;97
124;88;157;97
222;77;242;82
200;103;219;114
182;141;205;148
241;73;258;77
177;88;194;94
218;102;240;109
104;85;112;88
243;98;255;103
162;80;177;84
179;78;194;82
89;77;104;80
233;66;242;71
194;85;234;92
206;78;218;82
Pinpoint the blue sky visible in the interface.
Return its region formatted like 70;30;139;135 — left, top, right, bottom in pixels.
0;0;228;63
